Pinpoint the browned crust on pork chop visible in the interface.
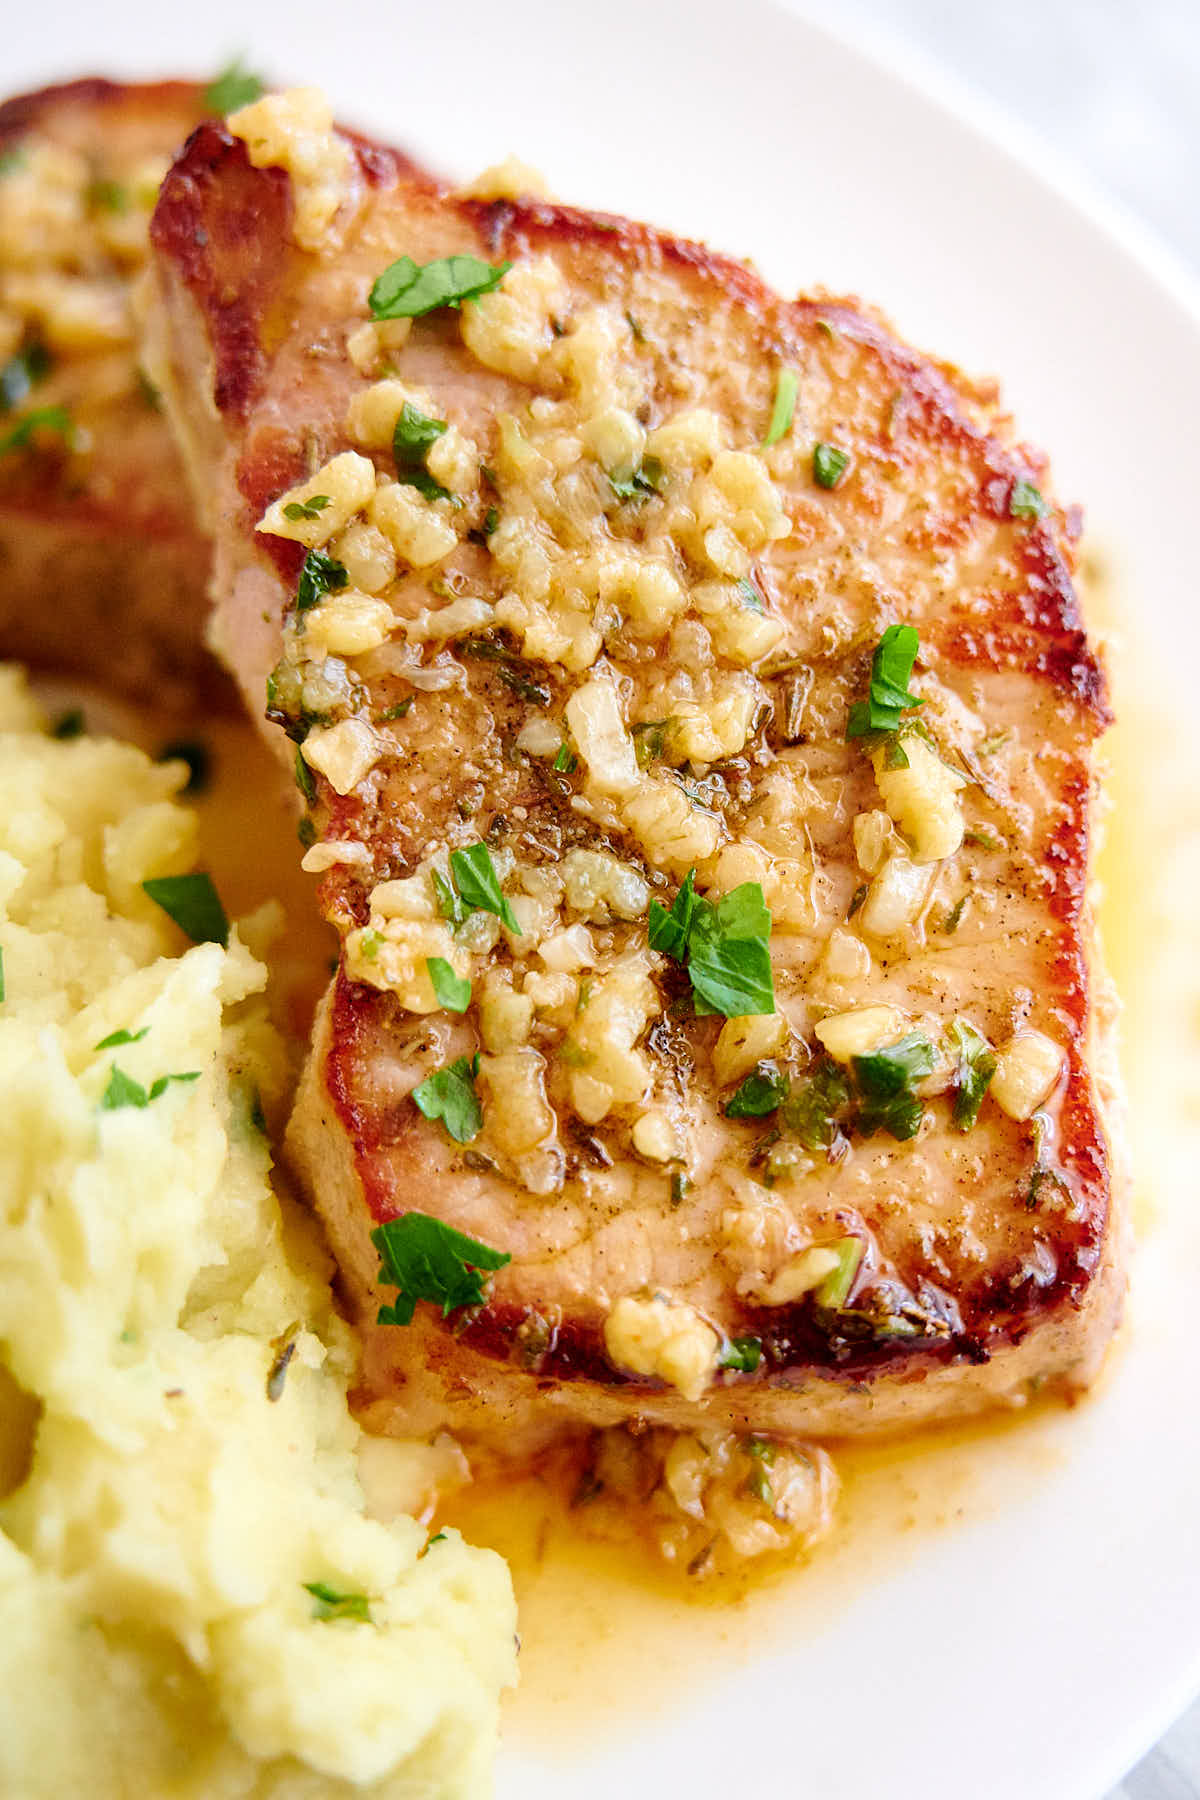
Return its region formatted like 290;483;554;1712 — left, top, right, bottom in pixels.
149;120;1125;1452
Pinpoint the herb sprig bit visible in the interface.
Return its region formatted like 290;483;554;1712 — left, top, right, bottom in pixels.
371;1210;511;1325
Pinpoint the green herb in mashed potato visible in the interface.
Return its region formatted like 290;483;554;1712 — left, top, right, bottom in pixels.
94;1027;149;1051
372;1211;511;1326
100;1065;201;1111
141;871;229;947
303;1581;372;1624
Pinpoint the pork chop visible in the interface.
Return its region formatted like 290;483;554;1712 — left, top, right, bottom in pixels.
0;77;232;706
146;101;1125;1456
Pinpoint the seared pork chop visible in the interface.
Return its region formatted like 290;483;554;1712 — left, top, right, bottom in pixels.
0;78;226;706
147;101;1125;1455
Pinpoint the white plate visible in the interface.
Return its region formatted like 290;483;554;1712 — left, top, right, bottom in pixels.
9;4;1199;1796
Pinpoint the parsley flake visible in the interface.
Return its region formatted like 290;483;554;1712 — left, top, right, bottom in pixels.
448;842;520;933
432;867;466;927
724;1061;789;1118
948;1019;997;1131
295;548;349;612
100;1065;200;1110
410;1054;483;1144
392;401;453;502
763;367;797;447
303;1581;371;1624
0;405;74;457
371;1209;510;1324
813;441;850;489
780;1059;853;1151
852;1032;935;1141
369;254;511;321
94;1027;149;1051
1009;478;1047;520
204;60;266;115
651;872;775;1017
845;623;925;739
426;956;471;1012
282;493;332;521
718;1335;763;1373
608;455;664;504
142;872;229;947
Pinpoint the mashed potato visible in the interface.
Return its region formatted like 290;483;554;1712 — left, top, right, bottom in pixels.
0;667;517;1797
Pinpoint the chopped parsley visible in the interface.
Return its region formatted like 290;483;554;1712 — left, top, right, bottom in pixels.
763;367;797;447
410;1054;483;1144
1009;478;1047;520
813;441;850;489
392;401;453;501
948;1019;997;1131
432;867;466;927
780;1059;853;1151
943;895;968;934
294;746;317;804
156;738;211;795
650;872;775;1017
608;455;664;504
724;1061;789;1118
426;956;471;1012
88;178;129;214
295;548;349;612
455;636;552;705
845;623;925;738
50;708;84;739
282;493;332;521
303;1581;371;1624
369;254;511;321
203;60;265;115
632;719;671;768
852;1032;935;1141
100;1065;200;1110
648;869;699;961
0;341;51;412
718;1335;763;1373
552;743;577;773
141;872;229;947
447;842;520;933
371;1209;510;1324
0;405;74;456
94;1026;149;1051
